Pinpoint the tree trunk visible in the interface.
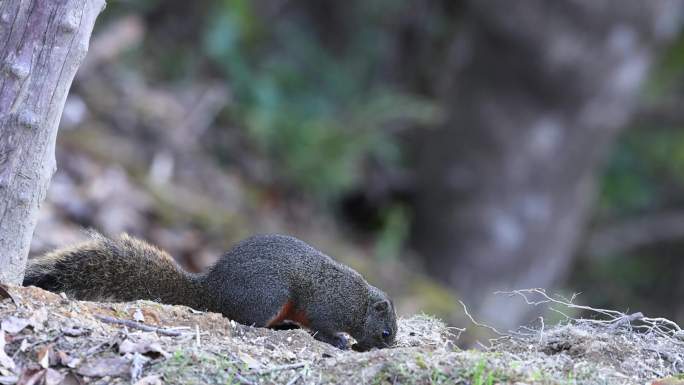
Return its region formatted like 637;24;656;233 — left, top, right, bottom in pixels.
0;0;105;284
411;0;682;327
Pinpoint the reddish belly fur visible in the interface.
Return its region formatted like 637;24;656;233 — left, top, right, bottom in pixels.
266;300;310;328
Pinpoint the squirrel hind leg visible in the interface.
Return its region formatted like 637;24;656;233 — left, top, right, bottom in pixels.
269;321;301;330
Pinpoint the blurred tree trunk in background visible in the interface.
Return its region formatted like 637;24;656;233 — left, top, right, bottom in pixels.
0;0;105;284
411;0;683;327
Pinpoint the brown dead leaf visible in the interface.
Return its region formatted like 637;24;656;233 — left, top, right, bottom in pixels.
1;318;30;335
140;310;160;325
0;331;15;372
119;339;169;359
133;375;162;385
0;286;17;305
36;344;53;369
77;357;130;378
55;352;80;369
15;367;43;385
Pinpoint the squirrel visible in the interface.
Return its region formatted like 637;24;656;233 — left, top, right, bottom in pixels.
23;232;397;351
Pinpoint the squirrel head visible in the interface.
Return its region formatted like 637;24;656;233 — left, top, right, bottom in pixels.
353;286;397;351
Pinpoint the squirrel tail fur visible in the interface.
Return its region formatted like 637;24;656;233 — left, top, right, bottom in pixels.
23;232;207;310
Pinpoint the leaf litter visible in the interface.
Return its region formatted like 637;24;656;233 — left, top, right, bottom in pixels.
0;285;680;384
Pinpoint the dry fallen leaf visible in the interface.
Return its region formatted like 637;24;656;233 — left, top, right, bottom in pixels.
56;352;80;369
1;318;30;335
77;357;130;378
58;372;84;385
0;331;16;372
36;344;53;369
119;339;169;359
15;367;43;385
43;369;64;385
0;287;17;305
140;309;160;325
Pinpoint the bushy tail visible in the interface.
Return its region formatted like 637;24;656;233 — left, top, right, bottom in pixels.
23;259;62;292
23;233;105;296
23;232;202;306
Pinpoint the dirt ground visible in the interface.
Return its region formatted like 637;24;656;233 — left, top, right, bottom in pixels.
0;285;682;385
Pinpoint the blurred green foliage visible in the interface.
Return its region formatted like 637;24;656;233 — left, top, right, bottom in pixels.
646;32;684;98
599;31;684;218
202;0;441;201
589;29;684;322
374;204;410;261
99;0;449;266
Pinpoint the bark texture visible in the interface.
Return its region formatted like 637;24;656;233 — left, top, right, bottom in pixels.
0;0;105;284
412;0;683;327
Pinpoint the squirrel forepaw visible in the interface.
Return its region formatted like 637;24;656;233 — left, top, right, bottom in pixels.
314;332;350;350
332;334;350;350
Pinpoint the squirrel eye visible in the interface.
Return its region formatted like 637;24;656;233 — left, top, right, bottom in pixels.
382;330;391;338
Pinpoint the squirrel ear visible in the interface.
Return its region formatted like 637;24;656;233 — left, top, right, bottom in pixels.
373;300;390;313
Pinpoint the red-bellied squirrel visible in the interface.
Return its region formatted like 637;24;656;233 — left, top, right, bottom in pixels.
23;233;397;350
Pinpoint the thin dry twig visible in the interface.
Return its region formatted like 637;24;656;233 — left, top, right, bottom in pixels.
234;372;256;385
94;315;183;337
495;288;683;340
458;300;505;336
257;362;307;375
494;288;622;320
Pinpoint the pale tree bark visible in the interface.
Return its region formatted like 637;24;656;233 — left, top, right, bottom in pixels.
0;0;105;284
411;0;683;327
